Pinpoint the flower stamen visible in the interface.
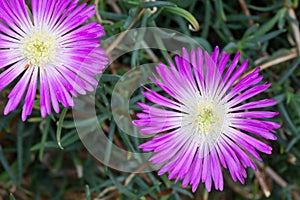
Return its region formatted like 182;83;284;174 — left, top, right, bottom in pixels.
196;106;218;134
20;29;58;67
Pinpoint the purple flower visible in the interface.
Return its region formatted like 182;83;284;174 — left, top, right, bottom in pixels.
0;0;108;120
133;47;280;192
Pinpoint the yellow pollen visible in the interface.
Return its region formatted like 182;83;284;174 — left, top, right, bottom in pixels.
195;106;217;134
20;29;57;67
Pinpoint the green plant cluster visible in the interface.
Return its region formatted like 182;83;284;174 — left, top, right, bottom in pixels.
0;0;300;199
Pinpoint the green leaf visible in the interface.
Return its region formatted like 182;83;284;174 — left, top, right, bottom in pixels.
60;130;79;147
193;37;212;52
248;3;283;11
242;24;259;38
278;9;287;29
99;11;127;21
222;42;238;52
0;146;17;183
30;142;59;151
215;0;226;21
131;10;149;67
10;193;16;200
141;1;176;8
278;57;300;84
123;7;139;30
278;103;298;135
249;29;286;43
286;134;300;151
56;107;68;150
163;6;199;31
104;122;115;166
253;10;283;37
38;119;51;161
201;0;211;39
101;74;121;82
108;171;136;198
85;185;91;200
137;182;162;199
17;122;23;185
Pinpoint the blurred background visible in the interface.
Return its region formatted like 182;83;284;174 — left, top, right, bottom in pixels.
0;0;300;199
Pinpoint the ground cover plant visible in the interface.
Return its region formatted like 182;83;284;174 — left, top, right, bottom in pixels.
0;0;300;199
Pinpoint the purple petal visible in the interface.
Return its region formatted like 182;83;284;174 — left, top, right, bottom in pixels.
4;66;33;115
22;67;38;121
230;98;277;112
227;83;271;107
227;127;273;154
231;111;279;119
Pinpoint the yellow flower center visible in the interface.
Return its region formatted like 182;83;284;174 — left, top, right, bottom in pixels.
195;106;218;134
21;29;58;67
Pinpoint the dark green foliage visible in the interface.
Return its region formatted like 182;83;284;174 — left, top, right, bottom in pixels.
0;0;300;199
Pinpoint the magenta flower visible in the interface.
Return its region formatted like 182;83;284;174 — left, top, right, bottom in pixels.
0;0;108;120
133;47;280;192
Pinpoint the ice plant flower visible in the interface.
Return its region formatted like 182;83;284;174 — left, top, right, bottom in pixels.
133;47;280;192
0;0;108;120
